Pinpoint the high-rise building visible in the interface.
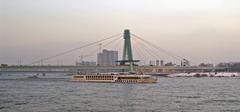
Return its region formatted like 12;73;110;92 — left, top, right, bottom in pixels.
156;60;160;66
160;60;164;66
97;49;118;66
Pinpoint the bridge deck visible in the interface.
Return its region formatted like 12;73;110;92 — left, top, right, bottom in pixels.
0;65;227;74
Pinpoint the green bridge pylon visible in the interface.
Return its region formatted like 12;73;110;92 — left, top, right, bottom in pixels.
122;29;138;72
116;29;139;72
122;29;133;62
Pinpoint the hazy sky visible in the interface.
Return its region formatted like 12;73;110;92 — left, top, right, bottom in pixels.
1;0;240;65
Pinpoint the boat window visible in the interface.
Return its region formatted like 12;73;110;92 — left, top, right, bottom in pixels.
118;77;141;79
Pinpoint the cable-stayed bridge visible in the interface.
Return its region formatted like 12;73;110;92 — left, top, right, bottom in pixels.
0;29;227;75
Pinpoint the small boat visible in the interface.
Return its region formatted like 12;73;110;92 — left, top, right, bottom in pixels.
71;73;157;84
27;75;39;79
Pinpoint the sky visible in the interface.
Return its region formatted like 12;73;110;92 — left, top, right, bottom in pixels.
0;0;240;65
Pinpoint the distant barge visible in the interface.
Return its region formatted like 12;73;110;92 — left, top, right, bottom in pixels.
71;73;157;84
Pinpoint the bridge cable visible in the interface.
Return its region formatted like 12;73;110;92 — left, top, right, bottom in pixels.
131;38;148;65
82;35;123;58
131;33;184;61
113;37;123;51
31;33;121;64
132;37;162;61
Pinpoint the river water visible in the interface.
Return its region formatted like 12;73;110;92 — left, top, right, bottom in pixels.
0;74;240;112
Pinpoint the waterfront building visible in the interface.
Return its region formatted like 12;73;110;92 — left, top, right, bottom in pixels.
181;59;190;67
75;61;96;66
97;49;118;66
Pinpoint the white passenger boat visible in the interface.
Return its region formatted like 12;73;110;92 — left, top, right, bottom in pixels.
71;73;157;84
